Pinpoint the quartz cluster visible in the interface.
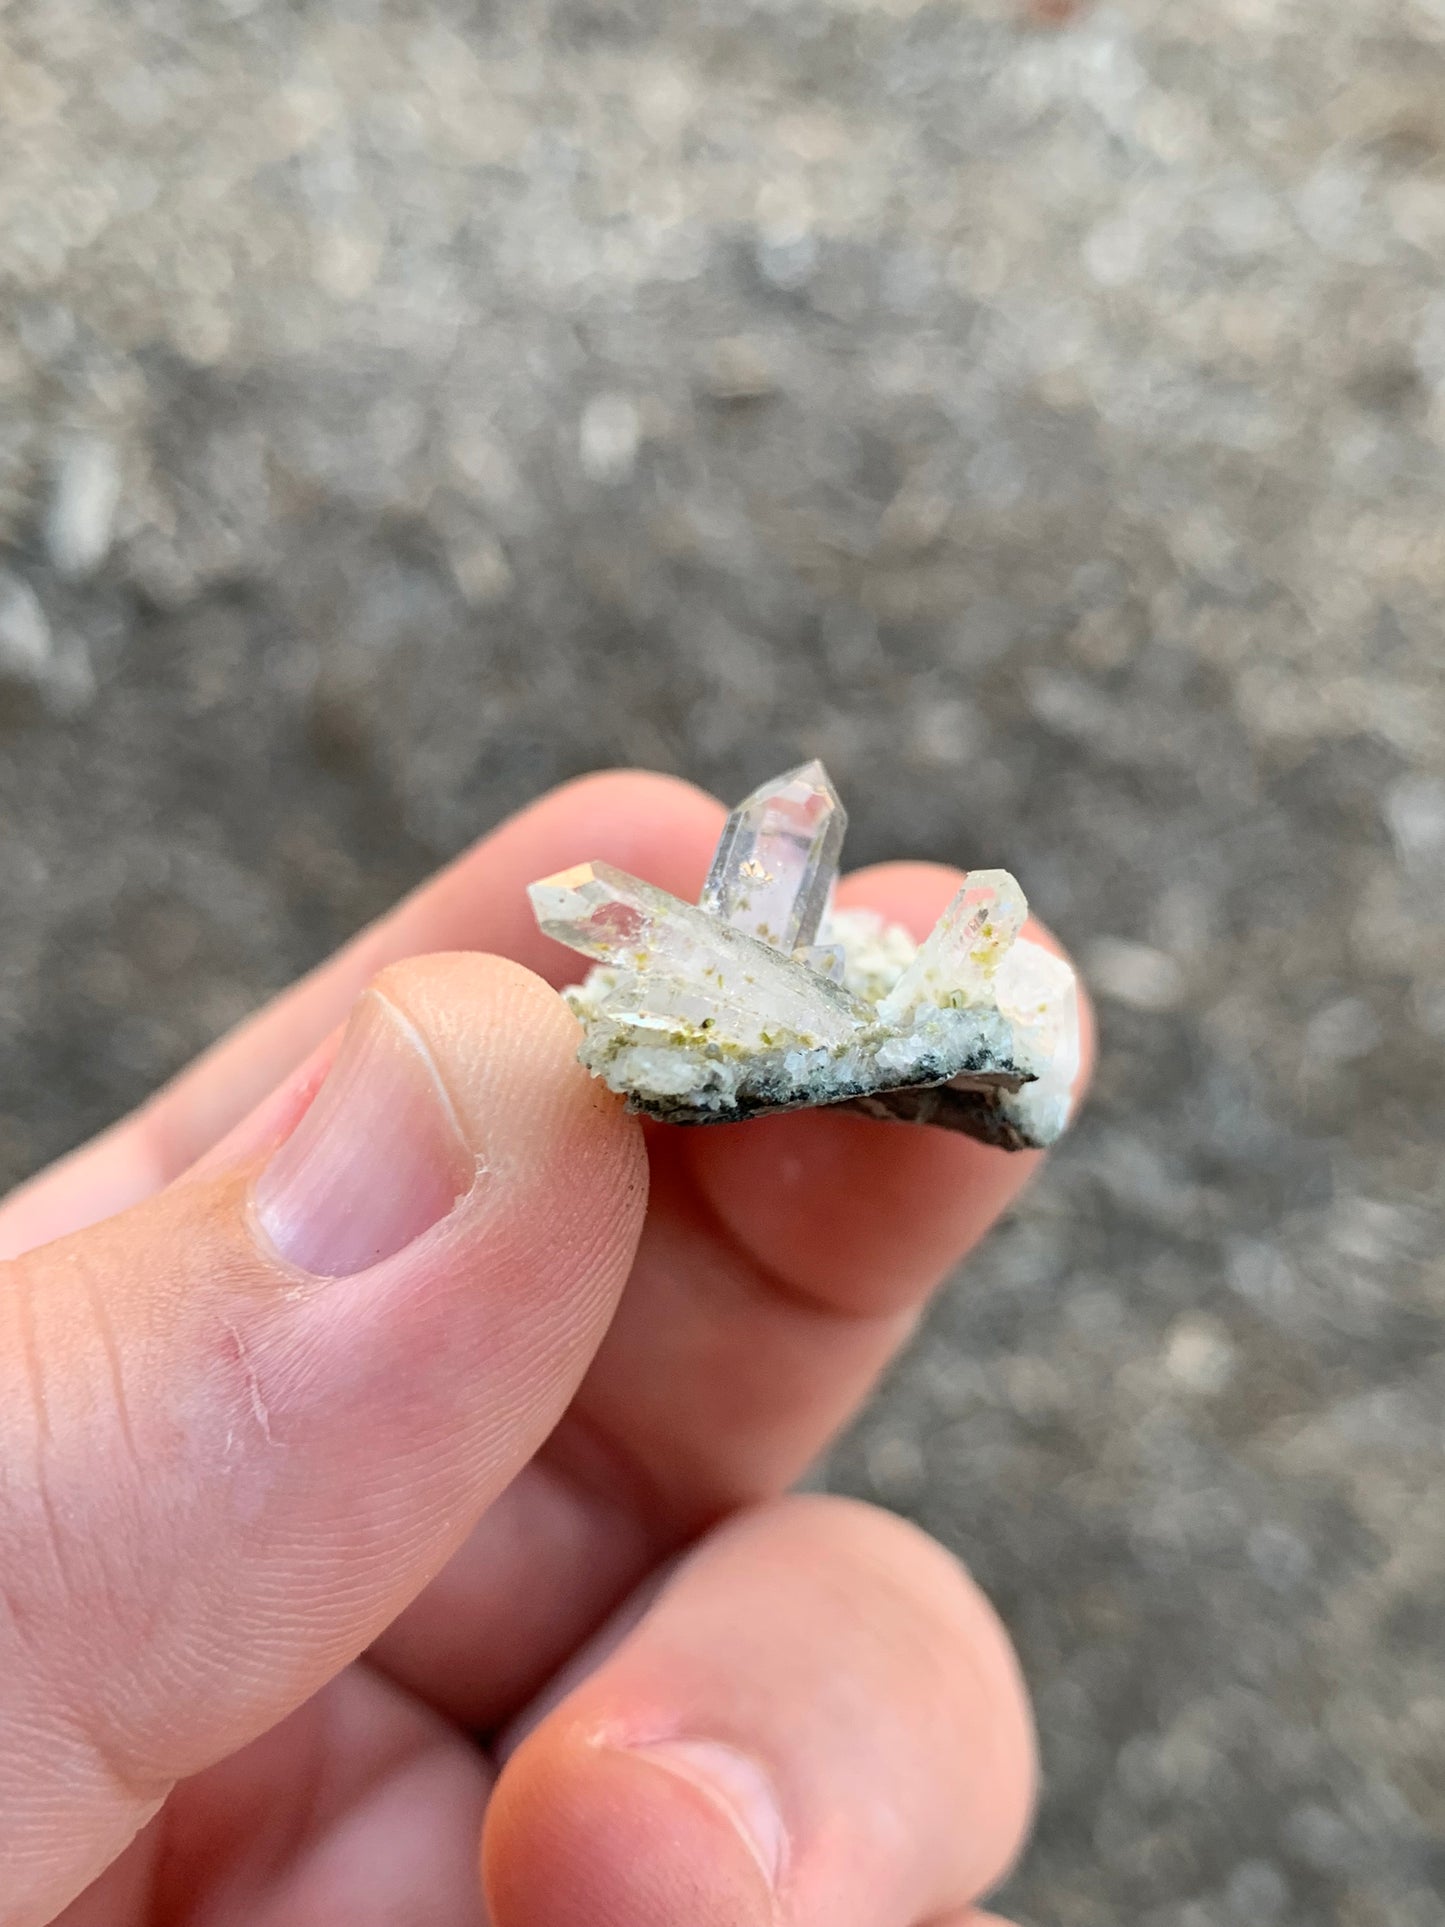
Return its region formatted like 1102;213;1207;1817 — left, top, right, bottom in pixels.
528;763;1082;1149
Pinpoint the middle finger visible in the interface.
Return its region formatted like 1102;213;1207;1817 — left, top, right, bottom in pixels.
370;860;1090;1728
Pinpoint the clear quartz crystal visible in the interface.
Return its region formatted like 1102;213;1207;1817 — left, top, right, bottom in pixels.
529;859;870;1050
700;759;846;954
876;869;1028;1023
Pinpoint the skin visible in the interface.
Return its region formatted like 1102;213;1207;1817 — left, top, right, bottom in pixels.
0;771;1092;1927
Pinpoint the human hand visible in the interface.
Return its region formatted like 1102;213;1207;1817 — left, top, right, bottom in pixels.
0;772;1090;1927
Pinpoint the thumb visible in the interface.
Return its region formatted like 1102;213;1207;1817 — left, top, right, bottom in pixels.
0;954;646;1927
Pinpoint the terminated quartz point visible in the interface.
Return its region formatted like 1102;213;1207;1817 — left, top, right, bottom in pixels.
528;764;1083;1149
700;760;846;954
876;870;1027;1024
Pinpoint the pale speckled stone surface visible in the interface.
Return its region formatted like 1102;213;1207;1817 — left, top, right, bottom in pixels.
1;3;1443;1921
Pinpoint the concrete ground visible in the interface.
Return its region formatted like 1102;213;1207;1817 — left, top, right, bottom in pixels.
1;3;1442;1921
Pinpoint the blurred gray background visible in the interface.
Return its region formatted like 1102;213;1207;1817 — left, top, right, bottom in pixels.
2;1;1443;1921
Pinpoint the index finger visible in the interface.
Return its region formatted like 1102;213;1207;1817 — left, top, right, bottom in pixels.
0;770;724;1256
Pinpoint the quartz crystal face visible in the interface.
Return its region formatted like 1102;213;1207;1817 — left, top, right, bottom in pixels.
700;759;846;954
528;766;1084;1150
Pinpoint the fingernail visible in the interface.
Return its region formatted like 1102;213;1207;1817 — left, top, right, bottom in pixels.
254;990;475;1277
623;1738;787;1892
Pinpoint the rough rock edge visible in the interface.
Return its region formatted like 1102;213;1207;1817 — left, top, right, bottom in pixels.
564;971;1053;1149
619;1073;1037;1148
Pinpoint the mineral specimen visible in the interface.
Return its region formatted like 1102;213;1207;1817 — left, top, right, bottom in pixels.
529;762;1083;1149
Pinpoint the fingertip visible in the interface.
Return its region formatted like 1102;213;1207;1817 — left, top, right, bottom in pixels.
203;952;645;1223
534;766;725;838
367;950;645;1176
755;1493;1038;1794
835;857;971;934
485;1725;773;1927
805;1496;1039;1858
518;769;728;899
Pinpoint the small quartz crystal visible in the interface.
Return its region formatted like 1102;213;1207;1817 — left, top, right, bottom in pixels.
699;758;846;953
876;870;1027;1023
528;764;1083;1149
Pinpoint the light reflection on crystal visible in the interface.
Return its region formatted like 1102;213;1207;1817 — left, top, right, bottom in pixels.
700;759;846;954
876;870;1027;1022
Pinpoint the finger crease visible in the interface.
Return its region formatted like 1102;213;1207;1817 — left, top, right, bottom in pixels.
687;1166;921;1333
538;1404;684;1549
